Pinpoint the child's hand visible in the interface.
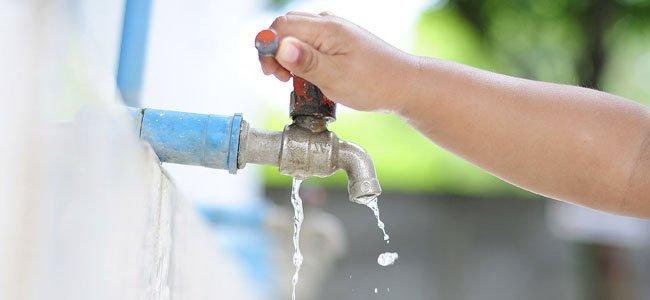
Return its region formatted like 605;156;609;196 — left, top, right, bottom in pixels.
259;12;416;112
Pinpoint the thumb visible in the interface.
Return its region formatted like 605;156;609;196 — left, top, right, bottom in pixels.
275;37;332;85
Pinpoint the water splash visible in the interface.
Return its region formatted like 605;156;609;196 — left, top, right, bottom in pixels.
361;197;399;267
290;178;304;300
377;252;399;266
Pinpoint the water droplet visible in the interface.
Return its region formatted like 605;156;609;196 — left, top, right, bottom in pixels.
377;252;399;266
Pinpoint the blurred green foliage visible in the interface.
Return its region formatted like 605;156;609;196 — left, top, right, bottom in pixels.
262;0;650;196
266;0;292;11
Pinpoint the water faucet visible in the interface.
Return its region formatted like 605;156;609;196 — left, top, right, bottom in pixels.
237;73;381;203
243;29;381;203
130;29;381;204
237;117;382;203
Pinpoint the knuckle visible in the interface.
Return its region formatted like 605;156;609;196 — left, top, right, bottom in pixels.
270;15;288;30
318;21;342;45
320;12;341;24
323;20;343;35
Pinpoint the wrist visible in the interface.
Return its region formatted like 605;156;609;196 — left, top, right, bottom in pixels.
387;54;429;116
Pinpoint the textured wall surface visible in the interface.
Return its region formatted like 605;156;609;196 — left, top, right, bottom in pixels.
0;2;253;298
0;108;256;300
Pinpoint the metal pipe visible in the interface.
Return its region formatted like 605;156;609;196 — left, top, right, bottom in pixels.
131;108;381;202
237;121;282;167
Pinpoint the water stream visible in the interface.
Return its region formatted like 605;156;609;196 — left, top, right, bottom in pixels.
290;178;304;300
289;181;397;300
364;197;390;243
362;197;398;267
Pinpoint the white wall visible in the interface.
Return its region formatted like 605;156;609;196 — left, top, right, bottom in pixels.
0;1;254;298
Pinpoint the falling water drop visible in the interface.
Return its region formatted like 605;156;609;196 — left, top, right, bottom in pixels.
377;252;399;266
361;197;399;267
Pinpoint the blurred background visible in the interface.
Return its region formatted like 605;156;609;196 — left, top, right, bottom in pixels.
262;0;650;299
2;0;650;299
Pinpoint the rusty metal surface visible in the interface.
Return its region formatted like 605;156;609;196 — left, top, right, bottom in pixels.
290;77;336;121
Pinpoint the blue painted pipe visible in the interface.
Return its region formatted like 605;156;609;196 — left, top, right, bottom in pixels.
133;108;243;174
117;0;153;107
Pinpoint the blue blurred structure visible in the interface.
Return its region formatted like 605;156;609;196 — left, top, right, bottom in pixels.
199;201;275;298
117;0;153;107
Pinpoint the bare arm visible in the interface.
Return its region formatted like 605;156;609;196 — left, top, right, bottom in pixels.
261;12;650;218
400;58;650;217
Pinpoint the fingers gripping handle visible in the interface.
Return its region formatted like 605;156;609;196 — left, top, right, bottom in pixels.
255;29;336;121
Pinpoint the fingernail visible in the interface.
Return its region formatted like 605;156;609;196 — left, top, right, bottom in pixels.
277;39;300;64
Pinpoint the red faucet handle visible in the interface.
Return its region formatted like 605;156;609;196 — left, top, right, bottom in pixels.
255;29;336;121
290;77;336;121
255;29;279;56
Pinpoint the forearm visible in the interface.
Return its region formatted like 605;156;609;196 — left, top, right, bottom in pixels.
397;56;650;216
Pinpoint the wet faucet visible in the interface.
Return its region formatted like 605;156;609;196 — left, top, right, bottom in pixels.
131;29;381;204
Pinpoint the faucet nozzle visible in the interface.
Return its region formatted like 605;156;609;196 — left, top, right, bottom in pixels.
337;140;382;204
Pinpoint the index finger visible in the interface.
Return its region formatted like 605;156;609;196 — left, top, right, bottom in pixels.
270;14;325;46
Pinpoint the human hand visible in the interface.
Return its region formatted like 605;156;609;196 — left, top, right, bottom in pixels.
259;12;417;112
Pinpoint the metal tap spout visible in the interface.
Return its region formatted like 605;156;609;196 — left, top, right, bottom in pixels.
237;117;382;203
337;140;382;204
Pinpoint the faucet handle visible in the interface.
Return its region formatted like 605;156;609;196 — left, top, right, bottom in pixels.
254;29;279;56
255;29;336;122
290;77;336;121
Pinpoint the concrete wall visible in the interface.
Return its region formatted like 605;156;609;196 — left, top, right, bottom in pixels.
0;106;258;300
0;2;254;298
